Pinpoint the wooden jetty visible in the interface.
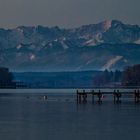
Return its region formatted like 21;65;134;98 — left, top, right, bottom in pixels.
76;89;140;103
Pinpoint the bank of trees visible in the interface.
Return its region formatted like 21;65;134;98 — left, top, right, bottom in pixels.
0;67;14;88
93;64;140;87
1;64;140;88
93;70;122;86
122;64;140;86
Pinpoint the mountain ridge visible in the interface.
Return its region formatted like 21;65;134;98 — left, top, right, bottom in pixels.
0;20;140;71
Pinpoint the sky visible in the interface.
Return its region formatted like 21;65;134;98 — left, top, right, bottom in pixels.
0;0;139;28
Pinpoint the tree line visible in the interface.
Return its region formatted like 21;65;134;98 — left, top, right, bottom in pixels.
1;64;140;88
93;64;140;87
93;70;122;86
0;67;15;88
122;64;140;86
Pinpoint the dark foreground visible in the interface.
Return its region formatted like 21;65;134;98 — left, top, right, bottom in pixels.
0;92;140;140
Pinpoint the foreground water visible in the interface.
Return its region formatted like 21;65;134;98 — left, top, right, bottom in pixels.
0;90;140;140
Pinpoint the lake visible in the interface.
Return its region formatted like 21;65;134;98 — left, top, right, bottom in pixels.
0;89;140;140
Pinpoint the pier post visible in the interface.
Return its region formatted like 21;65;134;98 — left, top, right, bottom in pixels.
113;90;116;103
76;90;82;103
79;94;82;103
134;90;137;102
82;90;87;103
97;90;102;103
138;90;140;102
116;90;122;103
76;90;79;102
92;90;94;103
134;90;140;103
114;90;121;103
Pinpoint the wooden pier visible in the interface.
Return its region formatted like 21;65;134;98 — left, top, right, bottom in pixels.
76;89;140;103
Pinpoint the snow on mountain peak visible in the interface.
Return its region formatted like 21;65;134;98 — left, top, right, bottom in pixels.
135;39;140;44
16;28;24;33
16;44;22;50
84;39;97;46
30;54;36;60
101;20;112;31
61;41;69;49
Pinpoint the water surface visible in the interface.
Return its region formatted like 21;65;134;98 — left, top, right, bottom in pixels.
0;90;140;140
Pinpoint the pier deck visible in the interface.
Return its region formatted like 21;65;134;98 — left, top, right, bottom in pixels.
76;89;140;103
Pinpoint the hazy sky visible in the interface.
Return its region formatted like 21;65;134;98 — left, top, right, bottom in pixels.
0;0;139;28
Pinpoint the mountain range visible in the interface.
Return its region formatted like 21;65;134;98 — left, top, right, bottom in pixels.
0;20;140;71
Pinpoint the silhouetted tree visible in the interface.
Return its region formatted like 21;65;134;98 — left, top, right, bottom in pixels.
122;64;140;86
93;69;122;86
0;67;14;88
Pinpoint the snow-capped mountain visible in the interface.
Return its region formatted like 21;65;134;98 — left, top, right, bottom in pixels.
0;20;140;71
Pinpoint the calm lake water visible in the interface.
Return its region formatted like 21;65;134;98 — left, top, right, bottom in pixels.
0;89;140;140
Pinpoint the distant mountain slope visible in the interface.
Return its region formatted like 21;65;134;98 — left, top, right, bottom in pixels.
0;20;140;71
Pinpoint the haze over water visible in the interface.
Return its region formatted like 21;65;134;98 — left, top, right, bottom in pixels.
0;90;140;140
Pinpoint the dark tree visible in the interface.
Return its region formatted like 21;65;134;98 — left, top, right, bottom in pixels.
122;64;140;86
93;69;122;86
0;67;14;88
